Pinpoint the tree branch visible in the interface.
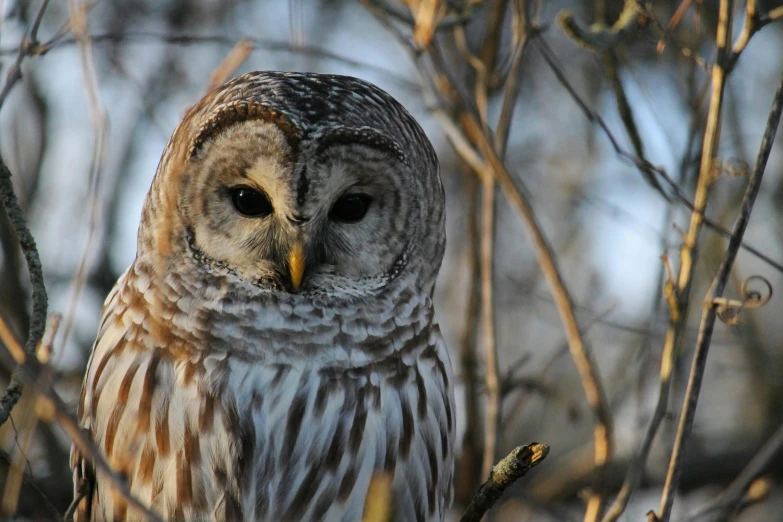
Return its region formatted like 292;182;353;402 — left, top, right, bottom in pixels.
687;420;783;520
0;158;48;428
534;36;783;275
655;68;783;522
461;443;550;522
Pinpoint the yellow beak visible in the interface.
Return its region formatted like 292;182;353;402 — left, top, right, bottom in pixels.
288;242;306;290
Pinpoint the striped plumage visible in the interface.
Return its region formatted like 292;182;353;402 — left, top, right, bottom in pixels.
71;71;454;521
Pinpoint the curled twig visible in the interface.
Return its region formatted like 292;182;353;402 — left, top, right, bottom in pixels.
712;275;773;325
460;443;550;522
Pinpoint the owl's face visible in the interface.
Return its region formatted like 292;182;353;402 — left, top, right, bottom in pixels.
180;120;417;294
140;72;445;298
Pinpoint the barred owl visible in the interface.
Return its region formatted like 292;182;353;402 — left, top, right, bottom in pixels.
70;71;454;522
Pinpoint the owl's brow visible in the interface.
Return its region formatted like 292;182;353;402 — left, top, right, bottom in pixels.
189;102;300;160
314;127;407;167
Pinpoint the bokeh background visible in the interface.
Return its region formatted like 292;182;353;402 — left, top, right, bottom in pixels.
1;0;783;520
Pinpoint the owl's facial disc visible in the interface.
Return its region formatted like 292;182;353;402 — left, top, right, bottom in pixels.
181;119;412;294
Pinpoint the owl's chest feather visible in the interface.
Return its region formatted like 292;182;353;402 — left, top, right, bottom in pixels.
77;276;455;522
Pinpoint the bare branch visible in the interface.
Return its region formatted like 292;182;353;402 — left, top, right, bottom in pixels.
729;0;783;72
206;39;255;92
455;167;482;504
0;32;420;92
534;36;783;275
495;3;532;158
0;447;61;521
479;172;499;479
56;0;108;360
1;314;60;516
0;157;48;428
0;0;52;109
687;421;783;520
557;0;646;53
655;69;783;522
460;113;615;522
460;443;550;522
369;8;614;515
0;321;165;522
364;0;479;31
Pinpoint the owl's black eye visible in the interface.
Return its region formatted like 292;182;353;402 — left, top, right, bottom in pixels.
230;187;273;217
330;194;372;223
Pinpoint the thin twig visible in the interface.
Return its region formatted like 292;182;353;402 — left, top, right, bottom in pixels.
206;39;255;92
0;32;420;92
557;0;645;53
373;7;614;514
0;448;61;521
494;2;531;158
600;62;706;522
654;3;737;519
479;0;510;87
0;320;165;522
687;420;783;520
1;314;60;516
460;113;614;522
655;69;783;522
479;172;499;480
2;389;41;516
461;443;550;522
474;0;505;484
728;0;783;73
0;0;51;110
365;0;479;30
558;1;667;193
534;36;783;275
57;0;108;357
455;166;482;503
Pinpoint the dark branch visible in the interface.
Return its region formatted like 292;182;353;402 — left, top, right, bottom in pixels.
655;70;783;522
0;155;48;428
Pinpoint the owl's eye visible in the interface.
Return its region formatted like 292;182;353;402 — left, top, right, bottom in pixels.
231;187;273;217
330;194;372;223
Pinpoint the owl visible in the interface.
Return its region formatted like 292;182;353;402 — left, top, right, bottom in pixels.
70;71;455;522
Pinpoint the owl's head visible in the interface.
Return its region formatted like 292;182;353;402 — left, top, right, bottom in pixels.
138;71;445;298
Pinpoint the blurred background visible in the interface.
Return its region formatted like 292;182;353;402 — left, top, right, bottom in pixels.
1;0;783;520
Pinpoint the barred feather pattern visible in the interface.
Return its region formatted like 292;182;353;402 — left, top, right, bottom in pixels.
70;71;454;521
72;256;454;521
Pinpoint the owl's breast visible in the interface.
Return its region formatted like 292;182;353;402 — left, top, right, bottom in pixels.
221;326;455;522
77;266;454;521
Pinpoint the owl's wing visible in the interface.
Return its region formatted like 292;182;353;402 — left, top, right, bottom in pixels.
70;272;128;522
397;324;456;520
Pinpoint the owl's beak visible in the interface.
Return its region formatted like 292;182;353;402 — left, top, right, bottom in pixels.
288;241;306;291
